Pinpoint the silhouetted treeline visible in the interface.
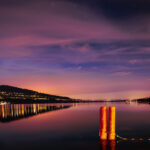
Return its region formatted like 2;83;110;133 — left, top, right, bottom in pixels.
136;97;150;104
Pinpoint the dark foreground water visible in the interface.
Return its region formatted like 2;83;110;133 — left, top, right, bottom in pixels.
0;102;150;150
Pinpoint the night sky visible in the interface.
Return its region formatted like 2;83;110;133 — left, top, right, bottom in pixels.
1;0;150;100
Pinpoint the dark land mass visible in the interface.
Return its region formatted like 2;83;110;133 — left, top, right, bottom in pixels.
0;85;150;104
0;85;79;103
135;97;150;104
0;85;126;104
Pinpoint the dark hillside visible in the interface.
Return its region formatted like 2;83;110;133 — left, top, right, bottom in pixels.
0;85;72;103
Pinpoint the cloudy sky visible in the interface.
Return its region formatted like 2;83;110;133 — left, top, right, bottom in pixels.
1;0;150;100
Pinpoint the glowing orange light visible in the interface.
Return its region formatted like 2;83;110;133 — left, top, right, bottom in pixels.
109;107;116;140
99;106;107;140
21;104;24;115
2;105;5;118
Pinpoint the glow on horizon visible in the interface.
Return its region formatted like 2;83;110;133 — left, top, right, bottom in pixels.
0;0;150;100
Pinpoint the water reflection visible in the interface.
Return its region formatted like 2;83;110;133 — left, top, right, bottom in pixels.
99;140;116;150
0;103;71;122
109;141;116;150
0;102;149;150
99;141;107;150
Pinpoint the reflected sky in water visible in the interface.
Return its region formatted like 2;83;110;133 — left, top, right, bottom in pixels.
0;102;149;150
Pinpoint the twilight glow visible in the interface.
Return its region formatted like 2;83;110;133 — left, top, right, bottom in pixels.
1;0;150;100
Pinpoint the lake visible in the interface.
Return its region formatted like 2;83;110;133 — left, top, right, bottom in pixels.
0;102;150;150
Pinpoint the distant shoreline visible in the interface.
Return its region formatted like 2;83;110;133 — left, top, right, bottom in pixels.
1;98;150;104
0;99;127;104
0;85;150;104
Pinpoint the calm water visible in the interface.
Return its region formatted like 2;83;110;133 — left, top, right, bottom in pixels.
0;102;150;150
